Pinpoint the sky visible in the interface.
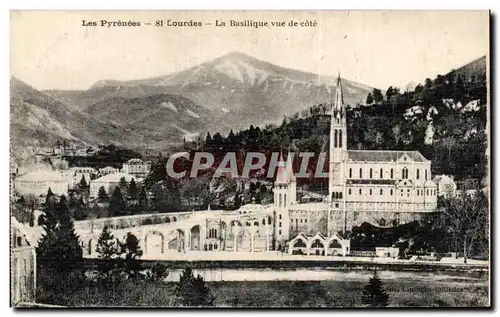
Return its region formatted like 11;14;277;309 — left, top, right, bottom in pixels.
10;10;489;91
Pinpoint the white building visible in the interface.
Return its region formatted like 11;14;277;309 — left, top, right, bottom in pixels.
98;166;119;177
66;167;98;189
14;170;68;197
90;172;140;199
11;217;37;306
121;158;151;178
432;174;457;199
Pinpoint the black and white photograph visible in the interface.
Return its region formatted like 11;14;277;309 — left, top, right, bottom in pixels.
9;10;490;308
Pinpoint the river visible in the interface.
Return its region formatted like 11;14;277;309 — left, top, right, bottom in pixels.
159;267;488;283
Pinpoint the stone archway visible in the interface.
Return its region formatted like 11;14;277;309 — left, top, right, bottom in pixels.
176;229;186;252
310;239;325;255
220;221;228;250
145;231;164;255
190;225;201;251
230;220;243;251
294;239;307;248
329;239;342;249
290;235;308;255
328;239;343;256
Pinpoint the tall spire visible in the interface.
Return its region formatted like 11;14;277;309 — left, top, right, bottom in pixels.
276;150;295;184
276;150;287;184
335;73;344;112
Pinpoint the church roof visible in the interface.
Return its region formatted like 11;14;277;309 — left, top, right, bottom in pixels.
347;150;428;162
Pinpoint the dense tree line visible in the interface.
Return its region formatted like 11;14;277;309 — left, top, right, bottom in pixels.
64;144;143;169
348;190;488;259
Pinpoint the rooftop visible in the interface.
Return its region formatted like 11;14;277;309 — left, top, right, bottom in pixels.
347;150;428;163
93;172;140;183
15;170;67;182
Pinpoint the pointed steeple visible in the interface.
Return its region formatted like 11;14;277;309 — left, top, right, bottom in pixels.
335;73;344;112
276;150;296;184
276;150;288;184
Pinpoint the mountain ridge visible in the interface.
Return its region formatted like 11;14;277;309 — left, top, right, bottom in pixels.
12;53;487;155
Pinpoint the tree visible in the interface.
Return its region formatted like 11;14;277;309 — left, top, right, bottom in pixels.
437;192;488;262
361;270;389;307
366;93;374;105
109;186;126;217
96;226;120;260
95;226;121;283
128;179;138;200
392;124;402;145
205;132;212;146
55;195;84;269
146;262;169;282
45;187;56;210
120;232;143;279
73;197;88;221
138;187;148;211
37;195;83;272
372;88;384;103
175;267;214;307
118;176;129;194
98;186;108;200
79;175;88;188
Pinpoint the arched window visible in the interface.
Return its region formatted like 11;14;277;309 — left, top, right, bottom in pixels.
294;239;307;248
370;168;373;178
349;168;352;178
311;239;324;248
425;169;428;180
334;129;338;148
359;188;362;195
348;188;352;195
380;189;383;195
339;130;343;148
380;168;383;179
416;169;420;179
359;168;363;178
369;189;372;195
390;189;393;195
390;169;394;179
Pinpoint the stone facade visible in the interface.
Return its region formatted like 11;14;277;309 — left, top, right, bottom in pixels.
11;217;37;306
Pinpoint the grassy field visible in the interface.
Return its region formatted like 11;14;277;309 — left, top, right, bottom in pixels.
36;270;489;308
209;279;489;307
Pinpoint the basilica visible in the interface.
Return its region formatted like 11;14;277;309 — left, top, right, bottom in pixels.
73;75;438;258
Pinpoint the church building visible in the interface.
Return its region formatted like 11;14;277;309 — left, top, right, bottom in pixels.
75;75;438;258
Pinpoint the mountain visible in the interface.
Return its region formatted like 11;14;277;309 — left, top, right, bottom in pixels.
85;93;231;147
45;52;373;134
10;78;137;156
448;55;487;80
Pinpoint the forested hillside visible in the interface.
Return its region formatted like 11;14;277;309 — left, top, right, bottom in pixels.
196;56;488;182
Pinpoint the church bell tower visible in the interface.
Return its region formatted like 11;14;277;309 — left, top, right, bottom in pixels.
329;74;347;206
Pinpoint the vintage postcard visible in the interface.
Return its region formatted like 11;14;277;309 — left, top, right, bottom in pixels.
10;10;490;308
